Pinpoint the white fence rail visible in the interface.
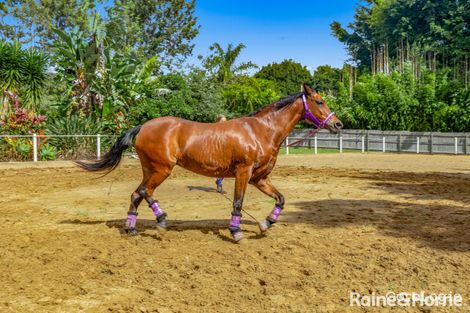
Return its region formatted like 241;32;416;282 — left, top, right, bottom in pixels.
1;129;469;161
285;129;470;155
0;134;117;162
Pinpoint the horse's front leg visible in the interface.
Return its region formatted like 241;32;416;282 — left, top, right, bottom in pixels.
229;165;253;242
251;176;285;232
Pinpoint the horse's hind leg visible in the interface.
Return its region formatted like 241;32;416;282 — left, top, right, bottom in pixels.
124;167;172;234
139;167;173;229
125;186;145;235
251;177;285;232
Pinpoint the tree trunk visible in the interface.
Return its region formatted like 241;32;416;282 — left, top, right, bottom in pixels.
348;64;353;99
1;92;9;120
465;54;468;90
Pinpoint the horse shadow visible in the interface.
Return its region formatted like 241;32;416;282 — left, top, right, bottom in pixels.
346;170;470;204
284;198;470;252
61;170;469;249
187;185;218;193
277;168;470;252
186;185;227;194
61;218;261;242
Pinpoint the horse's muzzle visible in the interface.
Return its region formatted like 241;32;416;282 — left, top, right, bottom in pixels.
326;120;343;134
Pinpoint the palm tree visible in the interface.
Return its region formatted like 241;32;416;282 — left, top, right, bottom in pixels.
202;43;257;84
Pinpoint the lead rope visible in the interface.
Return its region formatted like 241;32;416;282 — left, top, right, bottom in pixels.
286;127;321;147
219;191;259;223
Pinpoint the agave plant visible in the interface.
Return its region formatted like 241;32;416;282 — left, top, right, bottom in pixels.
21;48;48;109
46;114;104;158
0;40;48;115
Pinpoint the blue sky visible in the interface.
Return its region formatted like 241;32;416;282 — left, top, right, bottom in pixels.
189;0;358;72
3;0;357;72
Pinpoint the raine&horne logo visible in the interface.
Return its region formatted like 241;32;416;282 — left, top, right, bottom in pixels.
349;291;463;308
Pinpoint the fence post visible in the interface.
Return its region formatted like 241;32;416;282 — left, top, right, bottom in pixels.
397;134;401;153
366;131;369;151
430;133;433;154
417;137;420;154
382;136;386;153
361;135;365;153
339;135;343;153
285;137;289;155
314;135;318;154
96;134;101;160
308;138;312;150
32;133;38;162
455;137;458;154
465;136;468;155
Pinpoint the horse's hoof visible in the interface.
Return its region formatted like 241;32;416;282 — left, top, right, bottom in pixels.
232;231;244;242
259;220;271;232
157;220;167;230
125;228;139;236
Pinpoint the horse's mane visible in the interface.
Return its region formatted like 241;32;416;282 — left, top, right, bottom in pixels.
247;92;304;117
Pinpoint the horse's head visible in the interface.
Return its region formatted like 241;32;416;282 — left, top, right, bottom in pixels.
302;84;343;134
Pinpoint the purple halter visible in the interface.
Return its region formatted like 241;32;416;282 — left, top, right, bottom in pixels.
302;94;336;129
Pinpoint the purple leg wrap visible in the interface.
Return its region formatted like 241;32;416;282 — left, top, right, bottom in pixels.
126;213;137;229
216;178;223;186
150;201;165;218
269;205;283;222
230;215;241;229
149;201;167;228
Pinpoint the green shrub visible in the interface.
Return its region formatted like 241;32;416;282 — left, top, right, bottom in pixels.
40;143;57;160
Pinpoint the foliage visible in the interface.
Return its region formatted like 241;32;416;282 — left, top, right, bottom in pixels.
0;0;105;50
222;77;278;116
51;22;105;116
254;59;313;96
0;101;46;135
185;68;227;121
325;0;470;131
40;143;57;161
1;0;199;68
330;0;470;73
201;43;257;84
0;40;48;113
322;65;470;131
127;70;226;125
46;115;103;158
0;100;46;160
312;65;342;95
106;0;199;67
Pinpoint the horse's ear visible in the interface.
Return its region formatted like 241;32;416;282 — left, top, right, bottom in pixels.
302;84;317;95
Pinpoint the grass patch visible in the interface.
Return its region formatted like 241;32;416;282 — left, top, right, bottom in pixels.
279;147;362;155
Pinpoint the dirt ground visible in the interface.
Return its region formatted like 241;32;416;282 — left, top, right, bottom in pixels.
0;153;469;313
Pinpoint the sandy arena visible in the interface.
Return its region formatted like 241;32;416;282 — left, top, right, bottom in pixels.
0;153;469;312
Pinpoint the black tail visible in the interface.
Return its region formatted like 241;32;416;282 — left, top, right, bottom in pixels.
75;125;142;172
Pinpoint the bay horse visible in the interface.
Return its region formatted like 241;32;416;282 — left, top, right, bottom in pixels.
76;84;343;242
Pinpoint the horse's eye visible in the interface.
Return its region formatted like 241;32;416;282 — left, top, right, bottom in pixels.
315;100;323;105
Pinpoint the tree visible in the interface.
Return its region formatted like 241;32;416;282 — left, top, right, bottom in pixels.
52;24;104;116
105;0;199;67
223;77;278;115
312;65;342;95
201;43;257;84
1;1;200;68
0;0;101;47
254;59;313;96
